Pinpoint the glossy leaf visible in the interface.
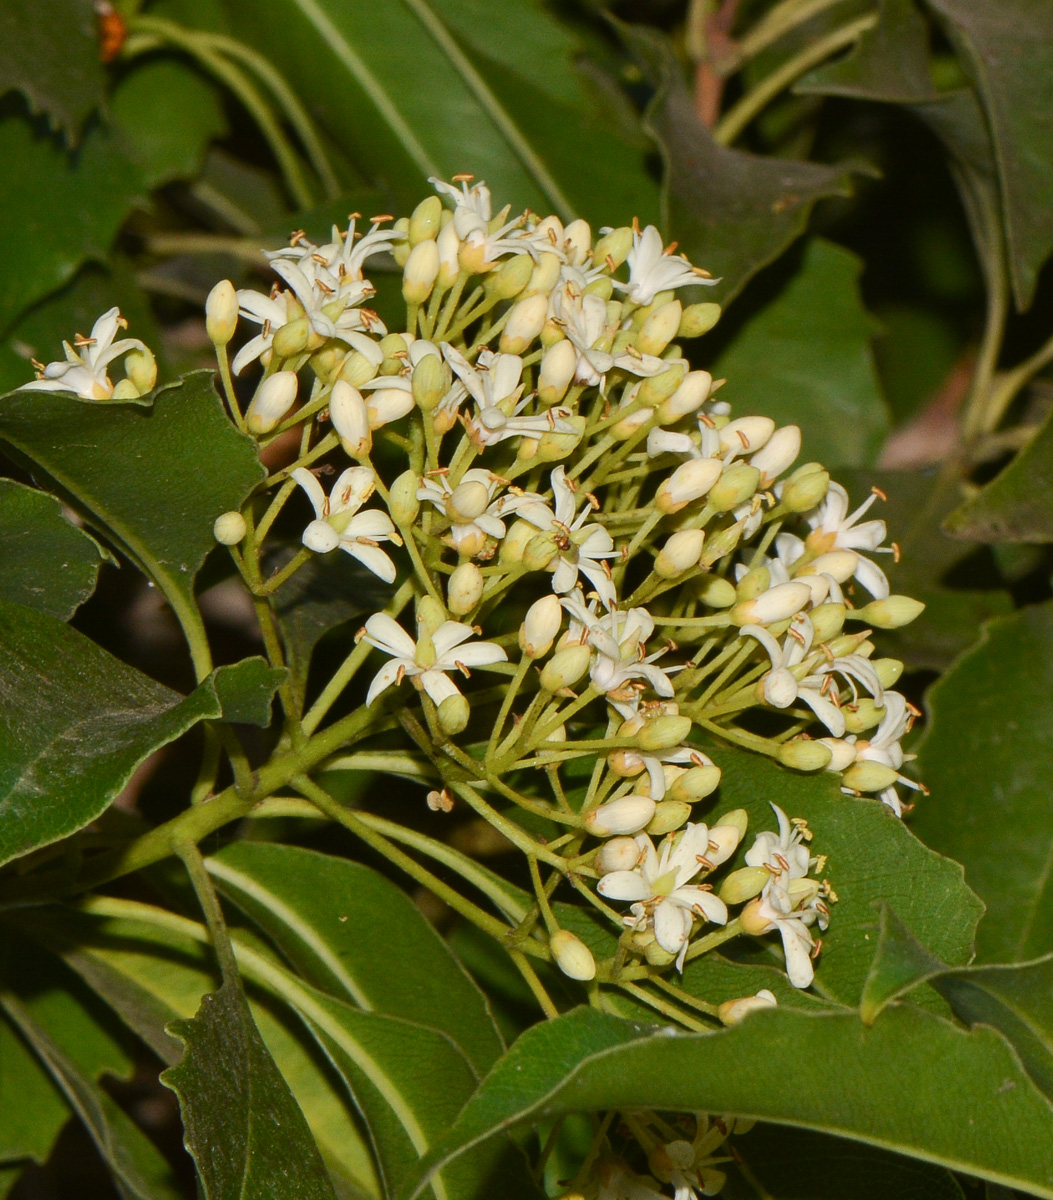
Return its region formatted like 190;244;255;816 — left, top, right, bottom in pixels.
711;238;889;466
945;405;1053;542
623;25;855;305
207;842;504;1072
405;1005;1053;1200
1;994;181;1200
0;0;107;136
914;602;1053;961
0;478;106;618
923;0;1053;309
0;371;264;634
162;974;338;1200
211;657;287;726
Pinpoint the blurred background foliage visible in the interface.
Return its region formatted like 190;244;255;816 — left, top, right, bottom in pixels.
2;0;1053;1195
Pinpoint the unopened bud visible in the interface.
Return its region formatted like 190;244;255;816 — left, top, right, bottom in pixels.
417;596;447;638
411;354;446;412
777;739;833;772
782;463;830;512
819;738;858;772
519;594;562;659
536;416;586;463
402;240;440;304
873;658;904;689
550;929;596;981
596;836;642;874
707;820;746;867
739;897;776;935
657;458;722;514
523;532;558;572
409;195;442;244
718;989;777;1025
693;574;737;609
709;463;761;513
448;562;484;615
855;596;925;629
842;760;900;792
338;350;380;389
635;300;682;356
719;417;774;456
524;252;562;298
539;643;592;692
720;867;770;906
213;511;247;545
731;582;812;627
808;602;846;644
486;252;533;299
699;523;743;569
378;333;408;375
447;480;490;523
655;529;705;578
636;715;692;752
611;404;653;440
500;293;548;354
638;365;686;408
712;807;748;840
125;346;156;395
436;220;461;287
329;380;371;458
750;425;801;484
537;340;577;406
500;519;536;563
646;800;691;835
272;317;311;360
560;218;590;264
842;699;886;734
593;226;633;267
735;566;771;601
206;279;239;346
678;302;721;338
803;551;858;585
246;370;298;434
657;370;713;423
585;795;656;837
668;764;721;802
437;693;470;736
388;469;420;525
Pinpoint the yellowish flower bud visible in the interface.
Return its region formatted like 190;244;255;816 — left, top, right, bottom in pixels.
206;279;239;347
388;469;420;525
693;573;737;609
213;511;247;545
873;657;904;689
855;596;926;629
124;346;156;395
645;800;691;836
731;582;812;627
656;458;723;514
712;807;748;840
246;370;298;434
735;566;771;601
596;836;642;874
777;738;833;772
537;340;577;406
436;219;461;287
638;365;686;408
708;463;761;512
678;302;722;338
549;929;596;981
720;867;771;906
636;714;693;752
668;764;721;802
500;519;536;563
499;293;548;355
337;350;380;389
657;370;713;423
329;379;371;459
718;989;777;1025
448;562;484;615
437;693;470;736
409;195;442;245
402;240;440;304
523;532;558;572
446;480;490;523
635;300;682;357
585;794;656;837
272;317;311;359
841;760;900;792
524;251;562;298
539;643;592;692
519;594;562;659
412;353;446;412
655;528;705;578
535;416;586;463
782;463;830;512
592;226;633;267
718;416;774;456
808;602;846;644
485;253;533;300
750;424;801;484
843;699;887;734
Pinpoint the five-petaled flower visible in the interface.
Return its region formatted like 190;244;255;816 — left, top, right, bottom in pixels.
292;466;402;583
19;307;147;400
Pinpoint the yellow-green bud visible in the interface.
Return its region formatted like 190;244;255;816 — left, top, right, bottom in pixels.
448;562;484;615
668;764;721;802
540;644;592;692
693;573;737;608
329;379;371;459
411;354;446;412
272;317;311;359
417;595;446;637
537;340;577;406
437;693;470;736
585;794;656;837
699;522;743;569
485;253;533;300
657;370;713;423
873;658;904;689
655;529;705;578
338;351;380;389
637;715;693;752
707;821;745;867
656;458;722;514
402;239;440;304
564;218;592;265
125;346;156;395
436;219;460;286
524;252;562;298
519;594;562;659
638;365;686;408
855;596;926;629
409;195;442;244
213;511;247;545
777;738;833;772
678;302;721;338
388;469;420;525
536;416;586;462
111;379;139;400
712;807;749;840
709;463;761;513
644;939;678;967
720;867;771;906
446;480;490;523
500;293;548;354
523;532;558;572
809;602;846;644
841;760;900;792
646;800;692;836
635;300;682;356
549;930;596;981
246;370;298;434
378;333;408;375
206;279;239;346
735;566;771;601
593;226;633;267
843;700;887;734
782;463;830;512
584;275;613;300
391;217;411;266
731;582;811;627
500;519;536;564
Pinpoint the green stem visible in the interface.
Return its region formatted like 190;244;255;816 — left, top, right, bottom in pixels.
174;838;239;983
734;0;859;67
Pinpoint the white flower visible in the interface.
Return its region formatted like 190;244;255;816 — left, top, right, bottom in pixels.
593;1159;667;1200
20;308;147;399
804;482;892;599
431;175;531;268
360;613;507;706
851;691;924;816
598;825;729;968
614;224;715;307
517;467;620;607
744;803;815;882
291;466;401;583
744;880;826;989
416;468;543;557
550;285;667;387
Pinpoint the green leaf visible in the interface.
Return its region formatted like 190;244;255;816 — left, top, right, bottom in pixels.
722;1123;965;1200
0;1012;69;1163
923;0;1053;309
696;737;982;1004
0;478;106;618
0;0;107;137
796;0;941;103
0;371;264;649
206;842;505;1072
1;994;182;1200
0;113;147;337
162;974;339;1200
216;0;658;223
710;239;889;467
622;25;856;305
211;657;287;726
913;602;1053;962
405;1005;1053;1200
944;405;1053;542
0;601;222;868
860;904;948;1023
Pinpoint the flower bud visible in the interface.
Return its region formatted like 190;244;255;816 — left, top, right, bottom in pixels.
841;761;900;792
492;252;536;299
537;340;577;406
842;699;886;734
719;867;771;906
536;416;586;463
699;522;743;569
550;929;596;981
402;240;440;304
656;459;723;515
707;820;746;867
337;350;380;389
678;302;722;338
272;317;311;359
819;737;858;771
586;276;614;301
437;693;470;736
646;800;692;835
777;738;833;772
206;279;239;346
693;573;737;609
855;596;926;629
519;594;562;659
499;293;548;355
718;989;777;1025
595;838;642;877
808;602;846;644
592;226;633;267
719;417;774;456
750;424;800;484
366;387;415;429
638;365;686;408
524;251;562;298
329;379;371;459
446;480;490;523
611;404;653;441
125;346;156;395
410;353;446;412
500;519;536;563
873;657;904;689
668;764;721;802
731;582;812;627
585;794;656;837
635;300;682;357
560;218;590;264
246;370;298;434
735;566;771;601
654;529;705;578
213;511;247;545
782;463;830;512
110;378;138;399
636;715;692;752
409;195;442;244
739;897;776;935
802;551;858;585
657;370;713;423
712;807;748;840
708;463;761;513
539;643;592;692
436;219;461;288
388;469;420;525
448;562;484;615
417;595;447;637
523;532;558;572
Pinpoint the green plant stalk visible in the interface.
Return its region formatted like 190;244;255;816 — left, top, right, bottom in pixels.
733;0;861;68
